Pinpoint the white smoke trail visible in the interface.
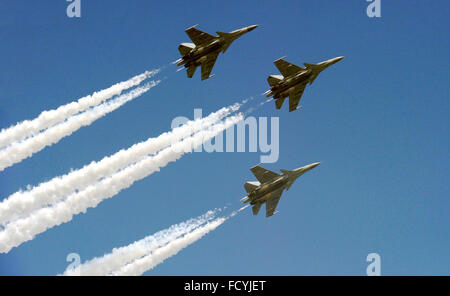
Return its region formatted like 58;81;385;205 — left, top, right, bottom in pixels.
62;209;221;276
0;70;158;149
0;113;243;253
0;102;241;225
113;215;231;276
0;81;160;172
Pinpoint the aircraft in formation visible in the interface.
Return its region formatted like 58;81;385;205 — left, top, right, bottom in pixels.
264;56;344;112
175;25;343;112
175;25;342;217
240;163;320;217
175;24;258;80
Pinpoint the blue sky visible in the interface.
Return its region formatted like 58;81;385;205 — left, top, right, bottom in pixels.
0;0;448;275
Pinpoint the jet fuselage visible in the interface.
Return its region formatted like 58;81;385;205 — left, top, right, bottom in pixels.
248;175;289;205
179;40;223;68
176;25;257;80
242;162;320;217
177;25;258;69
269;70;312;99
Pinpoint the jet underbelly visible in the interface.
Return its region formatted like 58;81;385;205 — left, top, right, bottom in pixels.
251;177;287;203
189;41;222;60
276;73;311;94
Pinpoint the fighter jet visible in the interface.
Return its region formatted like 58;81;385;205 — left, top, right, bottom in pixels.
175;24;258;80
264;56;344;112
241;162;320;217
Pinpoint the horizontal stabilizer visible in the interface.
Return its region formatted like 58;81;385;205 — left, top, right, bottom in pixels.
267;75;283;87
244;181;260;193
178;43;195;56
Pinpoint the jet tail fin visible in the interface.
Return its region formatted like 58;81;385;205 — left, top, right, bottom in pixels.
275;98;286;110
186;65;197;78
252;203;262;215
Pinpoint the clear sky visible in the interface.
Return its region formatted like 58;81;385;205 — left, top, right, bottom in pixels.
0;1;448;275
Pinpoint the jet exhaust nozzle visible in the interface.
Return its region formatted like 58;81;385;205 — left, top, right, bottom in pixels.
240;196;250;203
172;58;182;65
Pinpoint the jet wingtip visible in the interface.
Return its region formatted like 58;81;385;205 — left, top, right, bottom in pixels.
186;24;199;30
250;163;263;170
274;56;287;63
201;74;215;81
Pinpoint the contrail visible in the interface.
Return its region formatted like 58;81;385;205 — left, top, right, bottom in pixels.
0;113;244;253
62;209;221;276
113;212;236;276
0;70;159;149
0;81;160;172
0;102;241;225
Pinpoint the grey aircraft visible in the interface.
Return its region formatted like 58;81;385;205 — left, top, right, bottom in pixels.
264;56;344;112
175;24;258;80
241;162;320;217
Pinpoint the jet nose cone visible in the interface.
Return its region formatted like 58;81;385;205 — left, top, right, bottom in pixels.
333;56;344;64
309;162;320;169
301;162;320;172
327;56;344;66
246;25;259;32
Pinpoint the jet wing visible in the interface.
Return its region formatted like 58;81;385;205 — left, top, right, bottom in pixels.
265;189;283;217
288;83;307;112
274;58;305;77
201;52;219;80
185;26;216;46
250;165;281;184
